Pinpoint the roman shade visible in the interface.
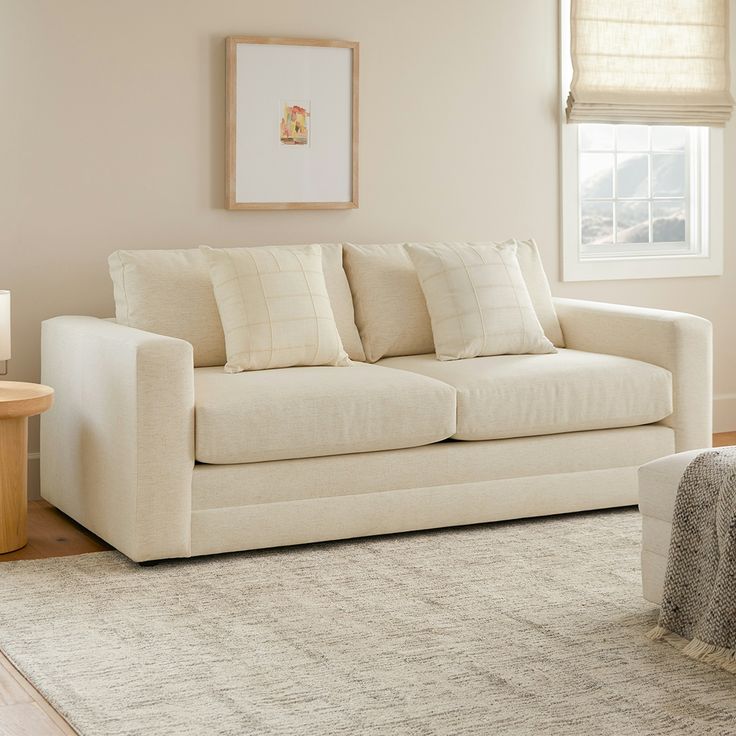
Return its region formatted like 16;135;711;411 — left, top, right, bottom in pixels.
566;0;734;126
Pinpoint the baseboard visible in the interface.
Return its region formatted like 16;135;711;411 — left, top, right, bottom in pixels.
714;394;736;434
28;452;40;501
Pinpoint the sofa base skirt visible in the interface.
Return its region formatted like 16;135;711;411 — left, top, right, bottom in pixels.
43;425;675;561
191;466;640;557
187;425;675;557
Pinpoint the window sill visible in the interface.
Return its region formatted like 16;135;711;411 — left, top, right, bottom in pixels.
562;252;723;282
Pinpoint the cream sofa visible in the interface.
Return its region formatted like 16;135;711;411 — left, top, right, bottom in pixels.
40;244;712;562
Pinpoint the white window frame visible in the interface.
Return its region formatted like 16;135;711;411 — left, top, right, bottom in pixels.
559;0;724;282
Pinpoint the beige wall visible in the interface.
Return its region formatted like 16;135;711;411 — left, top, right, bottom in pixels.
2;0;735;496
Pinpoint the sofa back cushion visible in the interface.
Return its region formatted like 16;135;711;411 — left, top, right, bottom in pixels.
109;244;365;367
343;239;564;363
343;243;434;363
513;239;565;348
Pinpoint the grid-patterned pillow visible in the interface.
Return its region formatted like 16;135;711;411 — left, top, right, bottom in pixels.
406;242;556;360
201;245;350;372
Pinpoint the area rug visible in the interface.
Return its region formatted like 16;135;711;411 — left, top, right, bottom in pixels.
1;509;735;736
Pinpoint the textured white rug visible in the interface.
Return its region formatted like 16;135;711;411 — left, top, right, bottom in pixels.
1;509;735;736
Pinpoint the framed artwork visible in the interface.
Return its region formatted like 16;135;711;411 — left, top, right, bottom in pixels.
225;36;359;210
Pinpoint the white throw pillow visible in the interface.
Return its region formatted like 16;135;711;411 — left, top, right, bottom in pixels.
406;242;556;360
109;244;365;367
343;240;564;363
201;245;350;372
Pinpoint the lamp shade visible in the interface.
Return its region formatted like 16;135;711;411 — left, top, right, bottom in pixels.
0;291;10;361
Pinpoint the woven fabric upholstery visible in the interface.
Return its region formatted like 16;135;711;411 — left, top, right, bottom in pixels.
109;245;365;366
343;241;563;363
201;245;350;372
406;242;556;360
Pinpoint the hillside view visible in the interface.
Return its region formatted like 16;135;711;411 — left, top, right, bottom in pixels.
581;152;687;245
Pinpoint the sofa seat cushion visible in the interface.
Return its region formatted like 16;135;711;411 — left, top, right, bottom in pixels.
194;363;456;464
378;349;672;441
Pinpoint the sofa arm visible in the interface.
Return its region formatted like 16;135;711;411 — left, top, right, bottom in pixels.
554;298;712;453
40;316;194;561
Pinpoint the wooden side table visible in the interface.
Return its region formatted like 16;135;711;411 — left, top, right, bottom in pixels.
0;382;54;554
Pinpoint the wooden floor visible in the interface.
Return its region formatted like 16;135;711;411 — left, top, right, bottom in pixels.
0;650;77;736
0;501;110;563
1;432;735;735
714;431;736;447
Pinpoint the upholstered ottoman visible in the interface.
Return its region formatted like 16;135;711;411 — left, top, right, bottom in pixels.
638;450;704;603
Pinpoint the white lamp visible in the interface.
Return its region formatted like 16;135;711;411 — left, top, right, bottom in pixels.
0;290;10;365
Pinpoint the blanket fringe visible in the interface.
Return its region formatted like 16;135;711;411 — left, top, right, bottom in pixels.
682;638;736;674
646;625;670;642
647;626;736;673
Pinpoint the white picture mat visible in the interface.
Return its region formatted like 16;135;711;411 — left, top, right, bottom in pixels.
235;44;353;204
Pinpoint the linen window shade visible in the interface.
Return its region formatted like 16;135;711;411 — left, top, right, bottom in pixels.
566;0;733;126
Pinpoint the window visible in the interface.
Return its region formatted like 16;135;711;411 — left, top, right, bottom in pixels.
563;124;722;281
579;124;704;258
560;2;724;281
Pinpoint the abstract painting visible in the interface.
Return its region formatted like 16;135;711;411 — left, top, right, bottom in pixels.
280;101;310;145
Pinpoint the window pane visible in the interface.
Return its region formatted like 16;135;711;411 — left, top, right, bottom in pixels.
617;153;648;198
616;125;649;151
580;153;613;198
580;124;614;151
573;124;702;268
652;154;686;197
653;200;687;242
581;201;613;245
616;201;650;243
652;126;687;151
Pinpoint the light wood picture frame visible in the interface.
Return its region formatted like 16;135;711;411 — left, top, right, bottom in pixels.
226;36;359;210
